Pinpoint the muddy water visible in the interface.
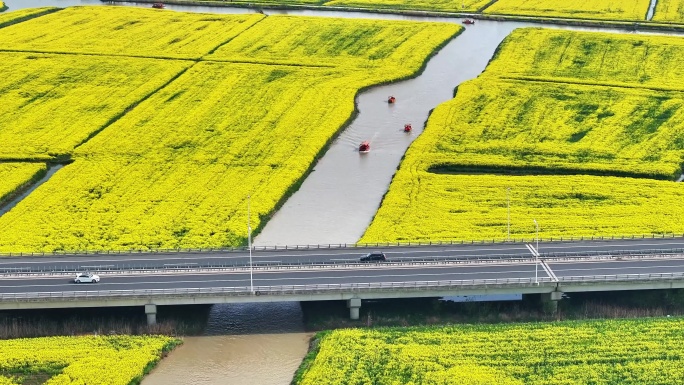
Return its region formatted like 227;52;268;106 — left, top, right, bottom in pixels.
142;302;311;385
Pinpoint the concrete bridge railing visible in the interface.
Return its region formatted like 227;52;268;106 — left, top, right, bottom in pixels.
3;272;684;302
4;273;684;322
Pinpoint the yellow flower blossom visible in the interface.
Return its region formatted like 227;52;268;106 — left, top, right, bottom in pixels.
0;7;460;252
297;318;684;385
0;336;179;385
0;164;46;205
652;0;684;22
361;28;684;243
484;0;651;20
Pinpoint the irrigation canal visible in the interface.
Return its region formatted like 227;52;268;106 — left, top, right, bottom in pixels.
2;2;684;384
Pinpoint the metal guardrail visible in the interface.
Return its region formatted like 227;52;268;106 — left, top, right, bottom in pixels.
0;255;534;276
2;272;684;301
2;248;684;277
1;233;683;257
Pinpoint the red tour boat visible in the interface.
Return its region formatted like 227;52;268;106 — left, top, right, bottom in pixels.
359;141;371;153
387;96;396;104
463;19;475;25
152;2;165;9
404;123;412;132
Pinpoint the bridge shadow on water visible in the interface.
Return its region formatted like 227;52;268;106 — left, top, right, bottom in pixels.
4;290;684;339
202;302;305;336
0;302;306;338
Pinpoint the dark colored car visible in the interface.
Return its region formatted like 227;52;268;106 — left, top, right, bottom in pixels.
360;252;387;262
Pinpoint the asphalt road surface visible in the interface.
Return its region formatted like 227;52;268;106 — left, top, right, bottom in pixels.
2;257;684;294
1;237;684;273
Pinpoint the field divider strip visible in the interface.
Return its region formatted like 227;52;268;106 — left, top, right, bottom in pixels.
71;64;196;151
198;58;337;69
496;75;684;94
0;7;62;30
4;253;684;278
0;48;200;62
426;163;679;181
203;15;267;56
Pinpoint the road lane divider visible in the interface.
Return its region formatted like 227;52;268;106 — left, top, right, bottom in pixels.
540;260;558;282
3;254;684;278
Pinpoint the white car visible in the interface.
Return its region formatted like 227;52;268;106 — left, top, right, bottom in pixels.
74;272;100;283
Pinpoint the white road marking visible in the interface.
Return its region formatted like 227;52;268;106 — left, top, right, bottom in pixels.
0;259;544;280
540;261;558;281
0;268;540;289
551;259;684;268
1;239;683;265
551;264;684;274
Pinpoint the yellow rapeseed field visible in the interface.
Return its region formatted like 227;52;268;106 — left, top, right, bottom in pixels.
414;78;684;179
208;15;458;74
362;173;684;242
0;163;46;205
295;318;684;385
485;29;684;90
0;6;264;59
0;52;190;161
361;28;684;243
323;0;492;12
653;0;684;21
0;8;460;252
194;0;500;11
0;64;369;250
0;7;57;27
0;335;178;385
483;0;651;20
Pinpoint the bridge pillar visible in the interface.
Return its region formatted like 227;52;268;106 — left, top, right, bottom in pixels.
541;291;563;313
347;298;361;320
145;304;157;325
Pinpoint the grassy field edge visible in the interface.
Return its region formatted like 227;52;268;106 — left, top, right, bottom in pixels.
128;338;183;385
0;164;48;208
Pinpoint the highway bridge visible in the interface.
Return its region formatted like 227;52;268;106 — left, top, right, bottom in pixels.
2;237;684;323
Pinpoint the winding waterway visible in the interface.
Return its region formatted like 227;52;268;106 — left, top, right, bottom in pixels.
3;2;684;383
